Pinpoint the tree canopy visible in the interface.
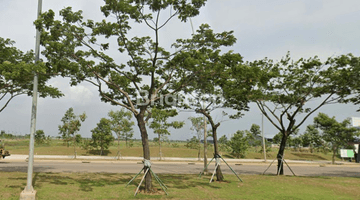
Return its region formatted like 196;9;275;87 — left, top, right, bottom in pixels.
245;53;359;174
314;113;359;164
91;118;115;156
108;109;134;148
58;107;87;158
0;37;62;113
35;0;213;191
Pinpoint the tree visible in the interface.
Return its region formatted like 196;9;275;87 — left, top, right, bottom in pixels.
58;107;87;158
176;23;243;181
108;109;134;158
228;131;249;158
185;136;200;150
247;124;262;149
35;1;212;192
188;116;205;161
218;135;229;152
81;138;92;155
35;130;46;144
314;113;359;164
91;118;115;156
272;132;283;145
300;125;321;153
0;37;62;113
148;108;184;160
247;53;357;175
291;136;302;152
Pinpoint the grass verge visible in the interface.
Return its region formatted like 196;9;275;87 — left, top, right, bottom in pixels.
4;139;341;162
1;172;359;199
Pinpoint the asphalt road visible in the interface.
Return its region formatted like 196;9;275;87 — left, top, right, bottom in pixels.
1;160;359;177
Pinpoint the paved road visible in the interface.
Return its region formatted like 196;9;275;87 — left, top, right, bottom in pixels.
1;160;359;177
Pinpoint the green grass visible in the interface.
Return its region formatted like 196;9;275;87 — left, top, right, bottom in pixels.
1;172;360;199
2;139;342;162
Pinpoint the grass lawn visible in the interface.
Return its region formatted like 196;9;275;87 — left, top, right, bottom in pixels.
3;139;342;162
1;172;359;200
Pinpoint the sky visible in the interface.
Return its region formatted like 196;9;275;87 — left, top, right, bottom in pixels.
1;0;360;141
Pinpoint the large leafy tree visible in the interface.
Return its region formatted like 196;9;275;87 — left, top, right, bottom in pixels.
314;113;359;164
248;53;357;175
58;107;87;158
108;109;134;158
0;37;62;113
177;24;248;181
35;0;211;191
148;108;184;160
91;118;115;156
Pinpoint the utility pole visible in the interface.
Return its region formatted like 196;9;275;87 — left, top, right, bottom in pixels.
20;0;42;199
262;113;267;162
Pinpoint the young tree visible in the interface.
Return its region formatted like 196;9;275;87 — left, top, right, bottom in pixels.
35;1;214;191
188;116;205;161
108;109;134;158
228;131;249;158
81;138;92;155
247;124;262;149
58;107;87;158
291;137;303;152
185;136;200;150
314;113;359;164
91;118;115;156
218;135;229;152
35;130;46;144
246;53;357;175
176;24;246;181
300;125;322;153
149;108;184;160
0;37;62;113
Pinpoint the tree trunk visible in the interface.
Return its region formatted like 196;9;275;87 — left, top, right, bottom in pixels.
204;117;208;173
212;126;224;181
73;134;76;159
100;138;103;156
159;134;162;161
136;109;152;192
332;146;336;164
277;132;288;175
199;110;223;181
198;141;201;161
117;137;121;159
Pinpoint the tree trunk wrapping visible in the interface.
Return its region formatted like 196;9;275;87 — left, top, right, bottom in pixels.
213;127;224;181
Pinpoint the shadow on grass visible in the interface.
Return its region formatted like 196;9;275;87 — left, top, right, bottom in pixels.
27;172;132;192
8;172;235;195
157;174;222;190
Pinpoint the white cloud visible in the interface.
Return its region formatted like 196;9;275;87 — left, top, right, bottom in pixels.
68;85;94;104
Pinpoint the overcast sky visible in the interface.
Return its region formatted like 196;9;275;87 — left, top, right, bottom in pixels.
1;0;360;141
